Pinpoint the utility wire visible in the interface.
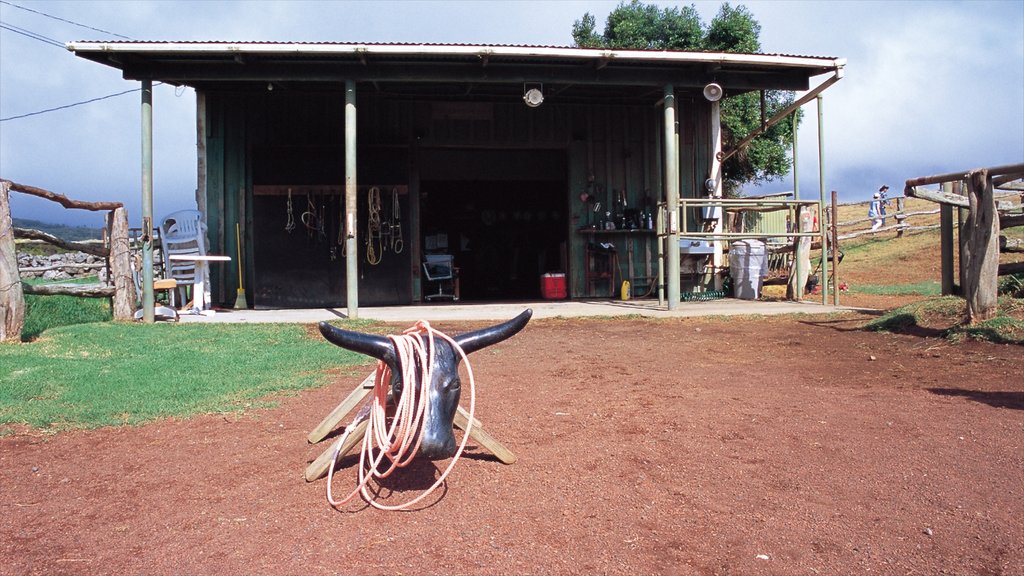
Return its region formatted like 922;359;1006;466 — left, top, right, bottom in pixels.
0;83;165;122
0;20;64;48
0;0;134;40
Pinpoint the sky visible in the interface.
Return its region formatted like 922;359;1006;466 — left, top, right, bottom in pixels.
1;0;1022;227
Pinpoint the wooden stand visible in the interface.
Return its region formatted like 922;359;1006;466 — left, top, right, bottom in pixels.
304;371;517;482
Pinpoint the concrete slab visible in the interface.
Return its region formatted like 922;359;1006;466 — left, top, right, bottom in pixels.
178;298;868;324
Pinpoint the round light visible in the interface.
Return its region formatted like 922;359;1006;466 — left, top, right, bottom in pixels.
524;88;544;107
703;83;723;102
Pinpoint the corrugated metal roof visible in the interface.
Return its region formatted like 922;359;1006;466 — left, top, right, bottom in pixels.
70;39;835;58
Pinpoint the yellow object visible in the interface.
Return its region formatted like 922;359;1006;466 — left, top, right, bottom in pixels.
620;280;631;301
233;223;247;309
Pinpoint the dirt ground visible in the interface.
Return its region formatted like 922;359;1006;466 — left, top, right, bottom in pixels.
2;313;1023;575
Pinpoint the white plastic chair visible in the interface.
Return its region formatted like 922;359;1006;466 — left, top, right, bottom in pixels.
159;210;207;308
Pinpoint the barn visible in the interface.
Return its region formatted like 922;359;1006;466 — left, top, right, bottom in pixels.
68;41;844;316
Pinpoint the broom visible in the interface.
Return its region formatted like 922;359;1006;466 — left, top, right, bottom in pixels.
233;223;247;309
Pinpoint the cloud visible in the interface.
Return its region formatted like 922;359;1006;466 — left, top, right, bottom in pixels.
1;0;1021;223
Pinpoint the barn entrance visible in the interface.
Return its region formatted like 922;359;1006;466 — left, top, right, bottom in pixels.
418;149;568;301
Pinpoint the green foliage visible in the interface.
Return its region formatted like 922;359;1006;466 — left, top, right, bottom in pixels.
0;322;370;432
571;1;797;194
998;273;1024;298
704;3;761;52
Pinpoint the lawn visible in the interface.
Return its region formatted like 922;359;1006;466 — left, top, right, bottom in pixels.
0;321;372;433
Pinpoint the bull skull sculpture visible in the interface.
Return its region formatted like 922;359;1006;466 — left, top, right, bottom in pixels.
318;309;532;460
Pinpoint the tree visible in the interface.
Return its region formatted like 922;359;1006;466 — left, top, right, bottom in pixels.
572;1;797;195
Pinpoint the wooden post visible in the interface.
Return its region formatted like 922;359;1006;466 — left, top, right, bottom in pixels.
0;180;25;342
940;182;955;295
962;169;1000;323
830;191;839;305
107;207;134;320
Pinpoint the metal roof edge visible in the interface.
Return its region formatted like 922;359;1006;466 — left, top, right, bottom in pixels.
65;41;845;71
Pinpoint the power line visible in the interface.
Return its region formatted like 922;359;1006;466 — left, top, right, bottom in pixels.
0;20;64;48
0;83;165;122
0;0;133;40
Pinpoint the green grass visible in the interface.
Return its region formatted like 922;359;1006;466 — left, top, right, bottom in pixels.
0;322;372;433
20;276;114;340
865;296;1024;344
848;281;942;296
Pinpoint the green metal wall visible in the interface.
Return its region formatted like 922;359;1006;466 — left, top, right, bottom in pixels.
202;88;713;305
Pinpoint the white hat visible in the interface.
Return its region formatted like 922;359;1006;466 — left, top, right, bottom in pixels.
873;193;880;198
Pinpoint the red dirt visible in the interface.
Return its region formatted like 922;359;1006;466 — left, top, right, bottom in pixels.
2;314;1023;575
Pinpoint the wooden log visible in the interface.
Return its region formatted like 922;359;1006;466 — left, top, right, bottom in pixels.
906;185;1017;212
454;406;516;465
21;283;115;297
2;180;122;212
13;228;109;257
837;224;940;240
18;263;106;274
999;262;1024;276
1;180;26;341
304;419;370;482
307;371;375;444
962;169;1000;323
1000;236;1024;253
107;207;134;320
1000;214;1024;229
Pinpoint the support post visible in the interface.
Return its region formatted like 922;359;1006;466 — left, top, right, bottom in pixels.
107;207;134;320
709;100;724;291
141;80;155;323
344;80;359;318
940;182;955;295
0;180;25;341
663;86;680;309
962;169;999;323
816;95;828;305
830;190;839;305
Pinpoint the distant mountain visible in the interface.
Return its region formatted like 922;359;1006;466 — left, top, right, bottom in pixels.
12;218;103;241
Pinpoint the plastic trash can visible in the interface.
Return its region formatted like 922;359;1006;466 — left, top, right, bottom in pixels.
729;240;768;300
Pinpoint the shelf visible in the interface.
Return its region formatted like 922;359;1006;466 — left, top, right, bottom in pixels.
577;228;654;235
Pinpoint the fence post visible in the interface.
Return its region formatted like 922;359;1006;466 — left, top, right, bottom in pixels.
0;180;26;341
939;182;955;295
962;169;999;323
107;207;134;320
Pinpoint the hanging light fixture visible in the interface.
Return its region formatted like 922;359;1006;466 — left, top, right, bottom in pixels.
523;83;544;107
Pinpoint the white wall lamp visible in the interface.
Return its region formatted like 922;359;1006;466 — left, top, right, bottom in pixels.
523;83;544;107
702;82;723;102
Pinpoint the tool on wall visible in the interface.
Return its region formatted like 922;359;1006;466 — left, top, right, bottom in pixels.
385;186;404;254
366;186;383;265
285;188;296;233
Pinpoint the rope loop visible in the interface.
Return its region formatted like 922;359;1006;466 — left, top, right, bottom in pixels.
326;320;475;511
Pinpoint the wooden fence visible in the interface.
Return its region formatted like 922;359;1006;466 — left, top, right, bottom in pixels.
904;163;1024;323
1;179;133;341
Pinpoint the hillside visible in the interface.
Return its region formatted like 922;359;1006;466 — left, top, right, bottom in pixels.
12;218;103;241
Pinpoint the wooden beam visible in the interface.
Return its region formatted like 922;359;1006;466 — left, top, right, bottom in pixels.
1000;213;1024;229
21;283;115;297
999;261;1024;276
905;185;1017;212
14;228;109;257
2;180;123;212
1000;236;1024;253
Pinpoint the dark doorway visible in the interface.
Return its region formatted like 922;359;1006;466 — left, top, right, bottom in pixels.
421;180;566;300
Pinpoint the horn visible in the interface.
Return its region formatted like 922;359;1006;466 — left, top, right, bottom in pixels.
318;321;395;364
453;309;532;355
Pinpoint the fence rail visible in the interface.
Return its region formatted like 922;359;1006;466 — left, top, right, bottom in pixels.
1;179;133;341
